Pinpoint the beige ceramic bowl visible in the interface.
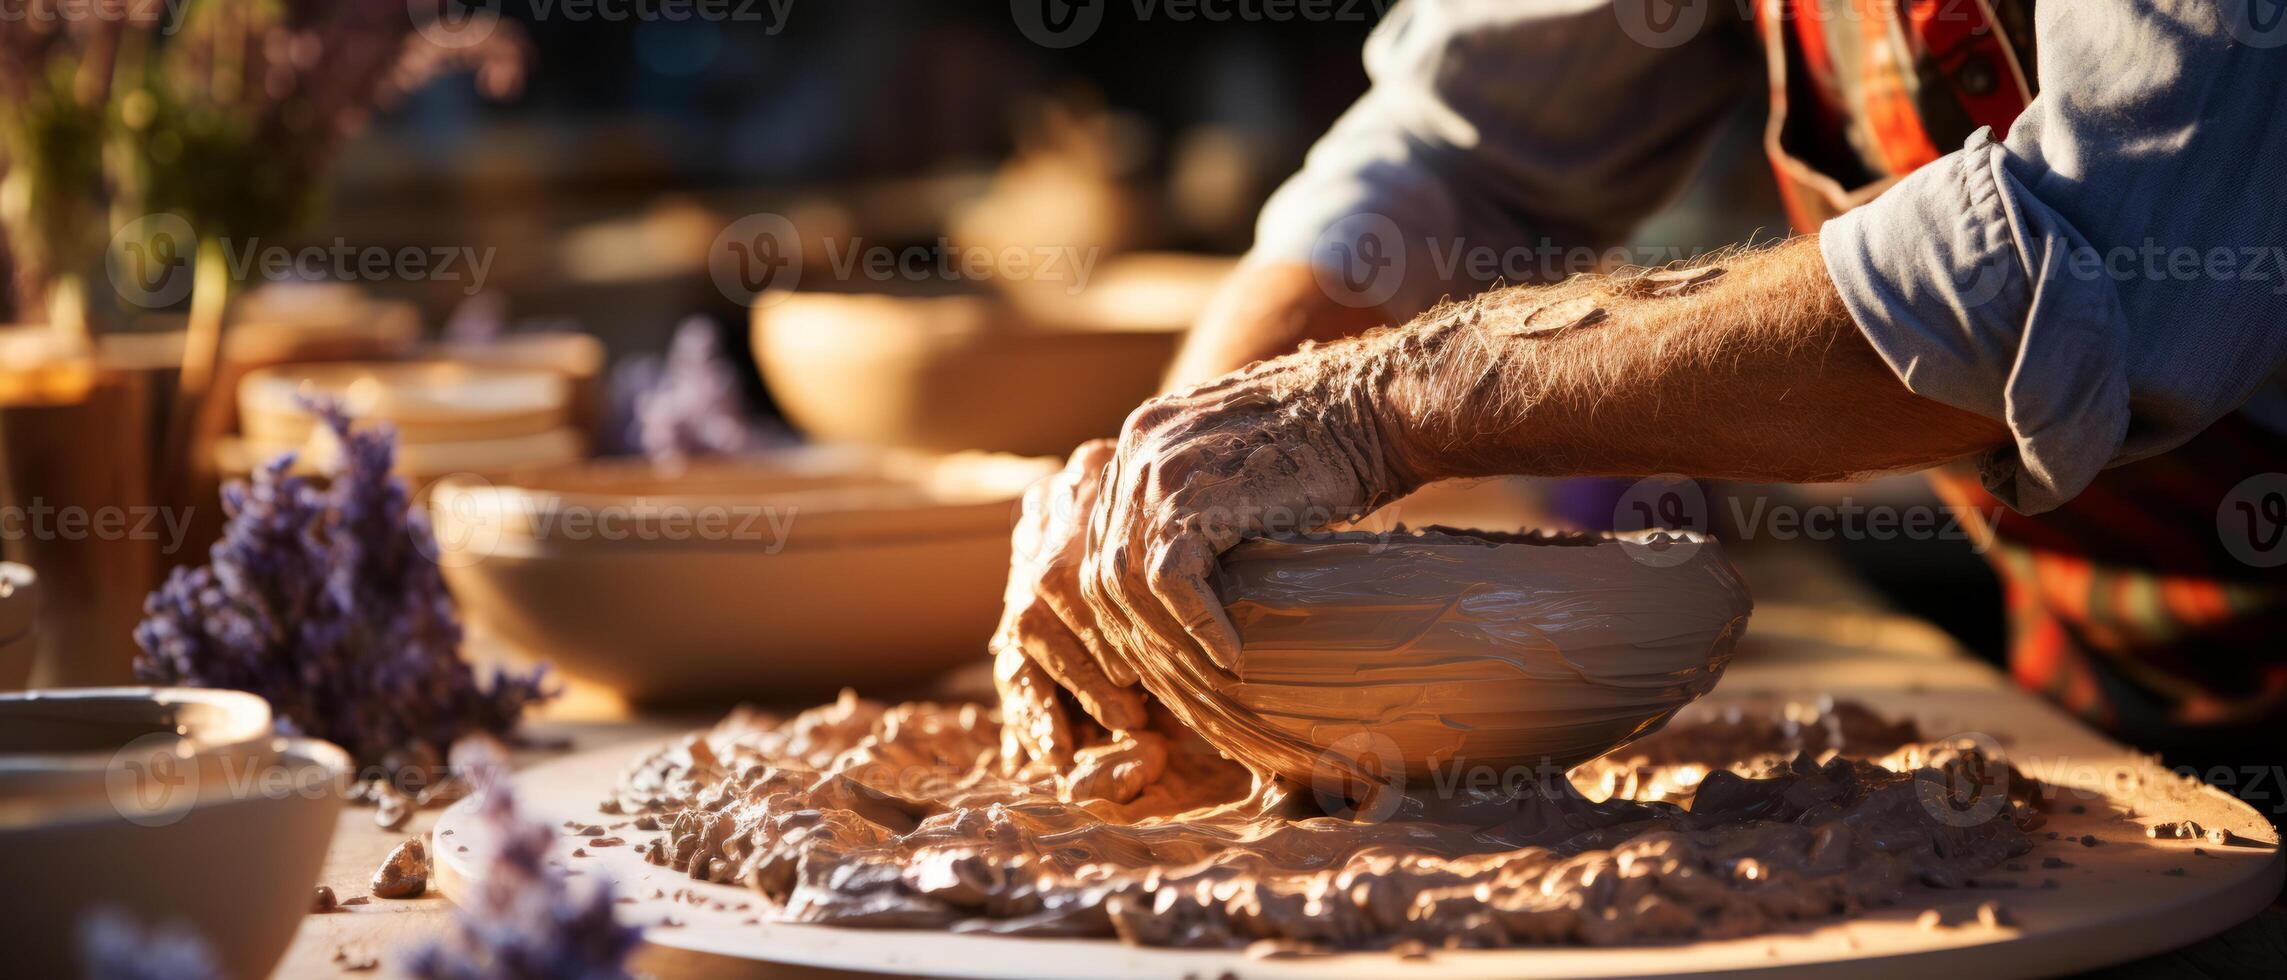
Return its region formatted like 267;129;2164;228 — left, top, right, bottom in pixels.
429;448;1057;703
0;688;347;978
0;563;34;690
238;360;572;450
1209;528;1753;789
429;331;609;438
753;289;1183;458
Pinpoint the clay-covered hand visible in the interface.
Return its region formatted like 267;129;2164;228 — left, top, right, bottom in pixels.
1075;340;1426;774
992;440;1149;770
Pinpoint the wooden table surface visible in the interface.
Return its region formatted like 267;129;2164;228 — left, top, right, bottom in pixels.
275;554;2285;978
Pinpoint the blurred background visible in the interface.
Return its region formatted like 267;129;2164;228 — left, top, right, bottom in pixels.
0;0;2000;696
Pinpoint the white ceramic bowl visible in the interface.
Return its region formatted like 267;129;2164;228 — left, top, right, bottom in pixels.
1204;528;1753;788
0;688;348;978
0;563;34;690
429;448;1057;703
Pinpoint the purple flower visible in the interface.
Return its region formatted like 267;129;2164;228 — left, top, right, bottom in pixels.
610;316;784;463
134;398;551;774
404;739;640;980
78;907;221;980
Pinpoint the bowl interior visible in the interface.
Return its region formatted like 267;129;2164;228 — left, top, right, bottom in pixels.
0;688;271;759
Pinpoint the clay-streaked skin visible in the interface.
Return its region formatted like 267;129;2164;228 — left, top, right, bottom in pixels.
1211;528;1751;793
616;696;2039;949
994;242;2010;778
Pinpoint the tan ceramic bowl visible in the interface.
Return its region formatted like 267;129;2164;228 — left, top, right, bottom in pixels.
429;331;608;438
238;360;572;450
0;563;34;690
429;448;1057;703
0;689;348;978
752;290;1181;458
1206;528;1753;790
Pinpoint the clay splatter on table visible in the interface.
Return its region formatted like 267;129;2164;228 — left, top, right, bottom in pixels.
603;695;2066;950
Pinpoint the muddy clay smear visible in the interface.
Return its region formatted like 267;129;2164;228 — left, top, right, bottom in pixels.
606;696;2046;950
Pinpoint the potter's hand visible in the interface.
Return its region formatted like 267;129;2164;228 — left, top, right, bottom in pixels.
1079;340;1425;708
993;440;1150;769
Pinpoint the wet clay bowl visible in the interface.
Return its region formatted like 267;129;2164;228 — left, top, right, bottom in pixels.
0;563;34;690
752;289;1182;458
0;689;348;978
238;360;571;451
428;447;1058;703
1209;528;1753;788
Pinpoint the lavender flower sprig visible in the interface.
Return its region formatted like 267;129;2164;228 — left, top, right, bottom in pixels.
404;739;640;980
77;907;222;980
611;316;784;463
134;398;551;774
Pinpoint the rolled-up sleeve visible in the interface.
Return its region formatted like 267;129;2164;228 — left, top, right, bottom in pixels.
1253;0;1760;319
1822;1;2287;513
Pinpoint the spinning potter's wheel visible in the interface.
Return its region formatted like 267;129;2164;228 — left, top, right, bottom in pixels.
437;683;2283;979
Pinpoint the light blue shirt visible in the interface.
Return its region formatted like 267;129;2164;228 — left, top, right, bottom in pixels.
1252;0;2287;513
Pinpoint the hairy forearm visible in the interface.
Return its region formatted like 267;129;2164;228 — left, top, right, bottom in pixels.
1163;259;1398;390
1359;234;2010;486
